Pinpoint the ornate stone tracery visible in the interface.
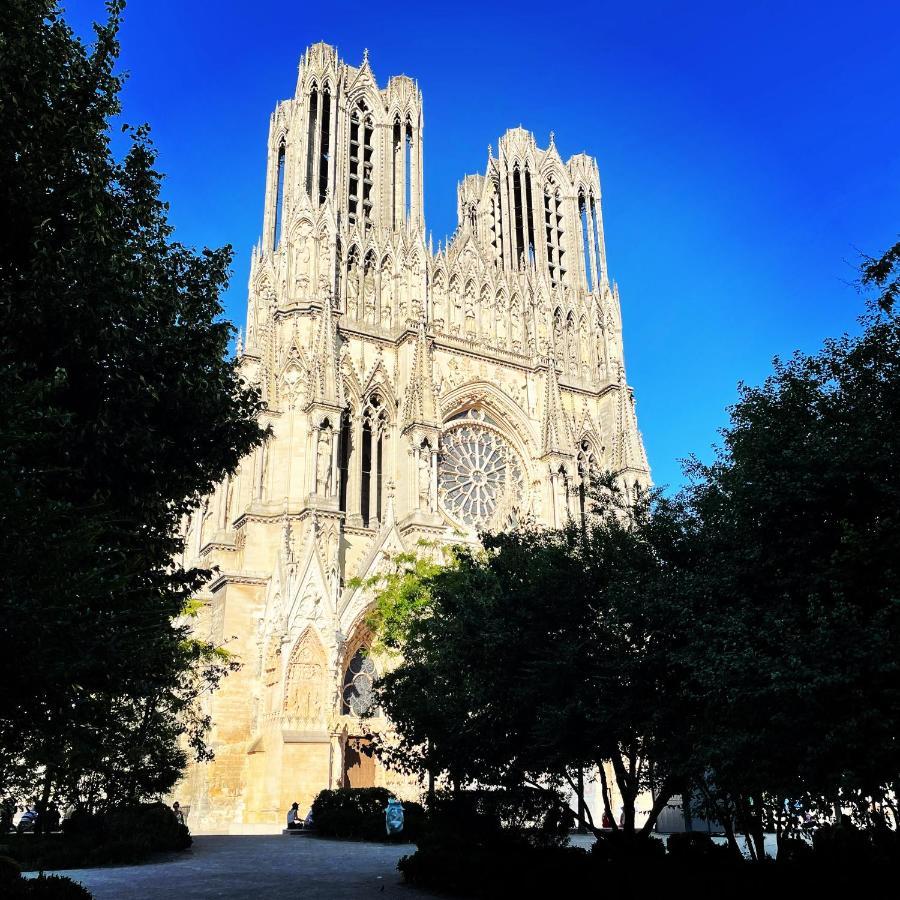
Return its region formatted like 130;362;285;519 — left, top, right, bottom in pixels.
438;409;525;529
182;41;651;833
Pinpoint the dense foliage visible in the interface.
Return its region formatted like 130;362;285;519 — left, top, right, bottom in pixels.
373;240;900;863
3;803;191;871
0;0;266;816
310;788;425;842
5;874;94;900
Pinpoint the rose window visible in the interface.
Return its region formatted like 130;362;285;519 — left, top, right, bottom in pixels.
438;410;525;529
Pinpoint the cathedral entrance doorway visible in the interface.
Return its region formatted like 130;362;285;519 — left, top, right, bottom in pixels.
343;737;375;787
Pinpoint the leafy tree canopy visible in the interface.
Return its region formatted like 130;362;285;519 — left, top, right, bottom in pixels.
0;0;266;809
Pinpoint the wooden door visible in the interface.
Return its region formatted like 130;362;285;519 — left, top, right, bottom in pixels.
343;737;376;788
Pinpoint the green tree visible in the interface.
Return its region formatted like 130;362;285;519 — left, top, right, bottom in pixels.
0;0;265;815
677;241;900;854
372;484;697;839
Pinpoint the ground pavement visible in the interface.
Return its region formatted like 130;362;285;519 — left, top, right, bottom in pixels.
38;834;433;899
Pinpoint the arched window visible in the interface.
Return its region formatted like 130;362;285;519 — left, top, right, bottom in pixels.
490;185;503;267
361;394;388;527
524;166;536;265
405;118;413;222
513;164;525;268
305;85;318;197
338;408;352;513
342;648;377;715
392;117;401;229
579;192;593;292
348;107;361;226
273;142;286;249
363;113;375;228
590;191;603;284
544;178;566;287
318;87;331;204
577;438;598;521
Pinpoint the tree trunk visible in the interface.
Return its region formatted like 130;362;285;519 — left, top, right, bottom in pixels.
638;778;677;837
35;765;55;837
598;762;617;831
610;749;638;835
576;766;586;834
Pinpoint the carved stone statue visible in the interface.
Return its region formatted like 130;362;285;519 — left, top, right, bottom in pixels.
417;451;432;510
316;429;333;496
364;265;376;325
293;226;312;296
347;258;360;318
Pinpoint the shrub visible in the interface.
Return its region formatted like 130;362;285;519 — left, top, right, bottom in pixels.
420;789;570;852
776;836;814;864
6;875;94;899
6;803;191;871
590;830;666;864
105;803;192;852
311;788;423;842
60;812;104;841
0;854;23;884
666;831;735;863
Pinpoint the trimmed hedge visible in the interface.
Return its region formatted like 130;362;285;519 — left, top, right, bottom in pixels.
310;788;424;842
5;802;191;871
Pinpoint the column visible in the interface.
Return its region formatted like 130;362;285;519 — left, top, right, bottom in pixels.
591;195;608;286
430;447;438;516
330;425;340;501
309;425;319;496
584;196;599;292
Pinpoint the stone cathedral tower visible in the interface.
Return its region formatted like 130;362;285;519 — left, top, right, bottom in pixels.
180;42;650;833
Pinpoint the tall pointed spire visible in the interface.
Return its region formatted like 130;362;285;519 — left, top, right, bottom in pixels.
614;364;649;473
402;318;439;431
310;295;341;407
541;360;572;456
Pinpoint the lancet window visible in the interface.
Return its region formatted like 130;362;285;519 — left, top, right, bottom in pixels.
348;102;374;228
392;117;401;229
579;192;594;292
317;88;331;204
273;141;286;249
360;394;388;527
524;166;536;265
590;191;603;283
338;408;352;513
305;85;318;196
405;118;413;222
513;164;525;268
348;108;361;226
544;178;566;286
490;184;503;267
577;438;599;521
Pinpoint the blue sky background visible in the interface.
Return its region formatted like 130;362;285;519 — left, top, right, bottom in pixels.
68;0;900;492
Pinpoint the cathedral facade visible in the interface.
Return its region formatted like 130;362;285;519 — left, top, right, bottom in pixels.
180;42;650;833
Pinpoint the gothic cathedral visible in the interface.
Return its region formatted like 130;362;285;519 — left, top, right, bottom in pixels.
180;43;650;833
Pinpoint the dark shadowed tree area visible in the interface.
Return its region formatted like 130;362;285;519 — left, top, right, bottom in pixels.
370;240;900;859
0;0;266;816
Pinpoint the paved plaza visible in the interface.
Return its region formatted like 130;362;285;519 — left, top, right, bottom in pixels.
39;834;433;899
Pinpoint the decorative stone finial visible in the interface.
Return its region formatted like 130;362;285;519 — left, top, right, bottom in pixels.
549;130;555;147
362;48;369;65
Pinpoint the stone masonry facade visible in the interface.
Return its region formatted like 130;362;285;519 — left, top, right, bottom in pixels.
179;42;650;833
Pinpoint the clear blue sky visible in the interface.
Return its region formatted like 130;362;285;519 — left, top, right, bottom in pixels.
69;0;899;491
